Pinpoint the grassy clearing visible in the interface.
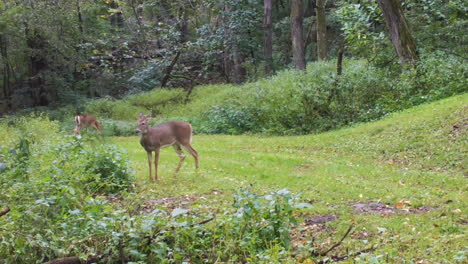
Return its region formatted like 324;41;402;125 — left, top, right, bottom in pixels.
114;94;467;262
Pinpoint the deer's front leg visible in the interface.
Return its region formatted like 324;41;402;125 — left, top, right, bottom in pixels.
147;151;153;181
154;148;160;182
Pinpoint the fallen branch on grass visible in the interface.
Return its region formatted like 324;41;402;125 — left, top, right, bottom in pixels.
192;217;215;226
0;207;10;217
318;246;377;263
44;256;99;264
319;224;353;256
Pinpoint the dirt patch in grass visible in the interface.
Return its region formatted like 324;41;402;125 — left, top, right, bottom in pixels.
139;189;223;214
449;107;467;138
305;214;337;225
449;118;467;137
351;202;430;216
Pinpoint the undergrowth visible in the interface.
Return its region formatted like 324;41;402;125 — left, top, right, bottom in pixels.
0;116;316;263
81;53;466;135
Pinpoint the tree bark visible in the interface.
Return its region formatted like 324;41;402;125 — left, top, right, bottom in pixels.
232;38;244;83
290;0;306;71
161;51;181;88
336;46;344;76
305;0;316;17
263;0;273;75
377;0;418;66
224;2;245;83
75;0;84;33
316;0;327;61
0;34;11;99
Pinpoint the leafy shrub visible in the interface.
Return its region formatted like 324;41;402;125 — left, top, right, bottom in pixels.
85;98;146;120
84;144;134;194
78;55;466;135
85;89;186;121
126;88;186;115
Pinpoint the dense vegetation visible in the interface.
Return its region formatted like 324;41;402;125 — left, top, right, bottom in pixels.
0;0;467;263
85;55;466;135
1;0;466;112
1;94;466;263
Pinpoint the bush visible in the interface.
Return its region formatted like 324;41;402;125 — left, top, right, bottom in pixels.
84;144;134;194
126;88;186;115
85;98;146;120
79;55;466;135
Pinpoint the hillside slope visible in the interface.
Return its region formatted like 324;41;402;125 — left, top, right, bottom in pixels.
114;93;467;263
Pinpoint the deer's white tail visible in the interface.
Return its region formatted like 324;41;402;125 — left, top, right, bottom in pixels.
74;115;81;127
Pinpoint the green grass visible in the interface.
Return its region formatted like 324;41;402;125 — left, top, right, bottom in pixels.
113;94;467;262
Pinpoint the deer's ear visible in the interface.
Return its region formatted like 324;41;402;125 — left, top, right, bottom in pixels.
139;112;144;118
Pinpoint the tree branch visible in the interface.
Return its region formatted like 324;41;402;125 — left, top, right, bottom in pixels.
319;224;353;256
0;207;10;217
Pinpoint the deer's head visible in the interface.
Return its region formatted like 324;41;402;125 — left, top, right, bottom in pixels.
135;113;151;134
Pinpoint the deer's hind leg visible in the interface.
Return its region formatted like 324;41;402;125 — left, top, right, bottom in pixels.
182;144;199;169
154;148;160;182
173;144;186;176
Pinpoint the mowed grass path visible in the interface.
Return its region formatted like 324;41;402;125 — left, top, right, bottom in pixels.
114;94;467;262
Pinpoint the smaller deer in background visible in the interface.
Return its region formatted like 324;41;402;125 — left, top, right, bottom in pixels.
73;114;103;136
136;113;199;182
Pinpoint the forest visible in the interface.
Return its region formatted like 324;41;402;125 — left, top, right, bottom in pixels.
0;0;467;263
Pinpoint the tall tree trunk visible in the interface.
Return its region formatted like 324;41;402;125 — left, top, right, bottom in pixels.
179;7;189;44
316;0;327;61
224;2;245;83
305;0;316;17
232;38;244;84
336;46;344;76
0;34;11;99
290;0;306;71
263;0;273;75
377;0;418;66
76;0;84;33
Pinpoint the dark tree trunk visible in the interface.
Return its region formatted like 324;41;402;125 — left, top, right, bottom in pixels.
109;1;124;28
337;47;344;76
290;0;306;71
76;0;84;33
25;24;49;106
305;0;316;17
179;7;189;44
264;0;273;75
224;3;245;83
232;38;244;84
0;34;11;99
316;0;327;61
161;51;181;88
377;0;418;66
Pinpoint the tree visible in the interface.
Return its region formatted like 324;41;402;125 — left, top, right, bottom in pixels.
263;0;273;75
316;0;327;60
290;0;306;71
377;0;418;66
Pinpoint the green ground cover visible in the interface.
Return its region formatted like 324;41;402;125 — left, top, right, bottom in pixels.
113;93;467;262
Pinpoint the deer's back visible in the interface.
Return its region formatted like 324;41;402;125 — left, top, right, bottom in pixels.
79;114;97;124
141;121;193;150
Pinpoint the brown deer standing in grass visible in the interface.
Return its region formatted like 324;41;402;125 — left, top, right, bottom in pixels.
135;113;199;182
73;114;103;136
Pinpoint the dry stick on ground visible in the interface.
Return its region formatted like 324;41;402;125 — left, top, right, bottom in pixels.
317;246;377;263
0;207;10;217
319;224;354;256
44;256;99;264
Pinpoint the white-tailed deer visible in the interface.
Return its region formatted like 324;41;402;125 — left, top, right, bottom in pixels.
73;114;103;136
135;113;199;182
